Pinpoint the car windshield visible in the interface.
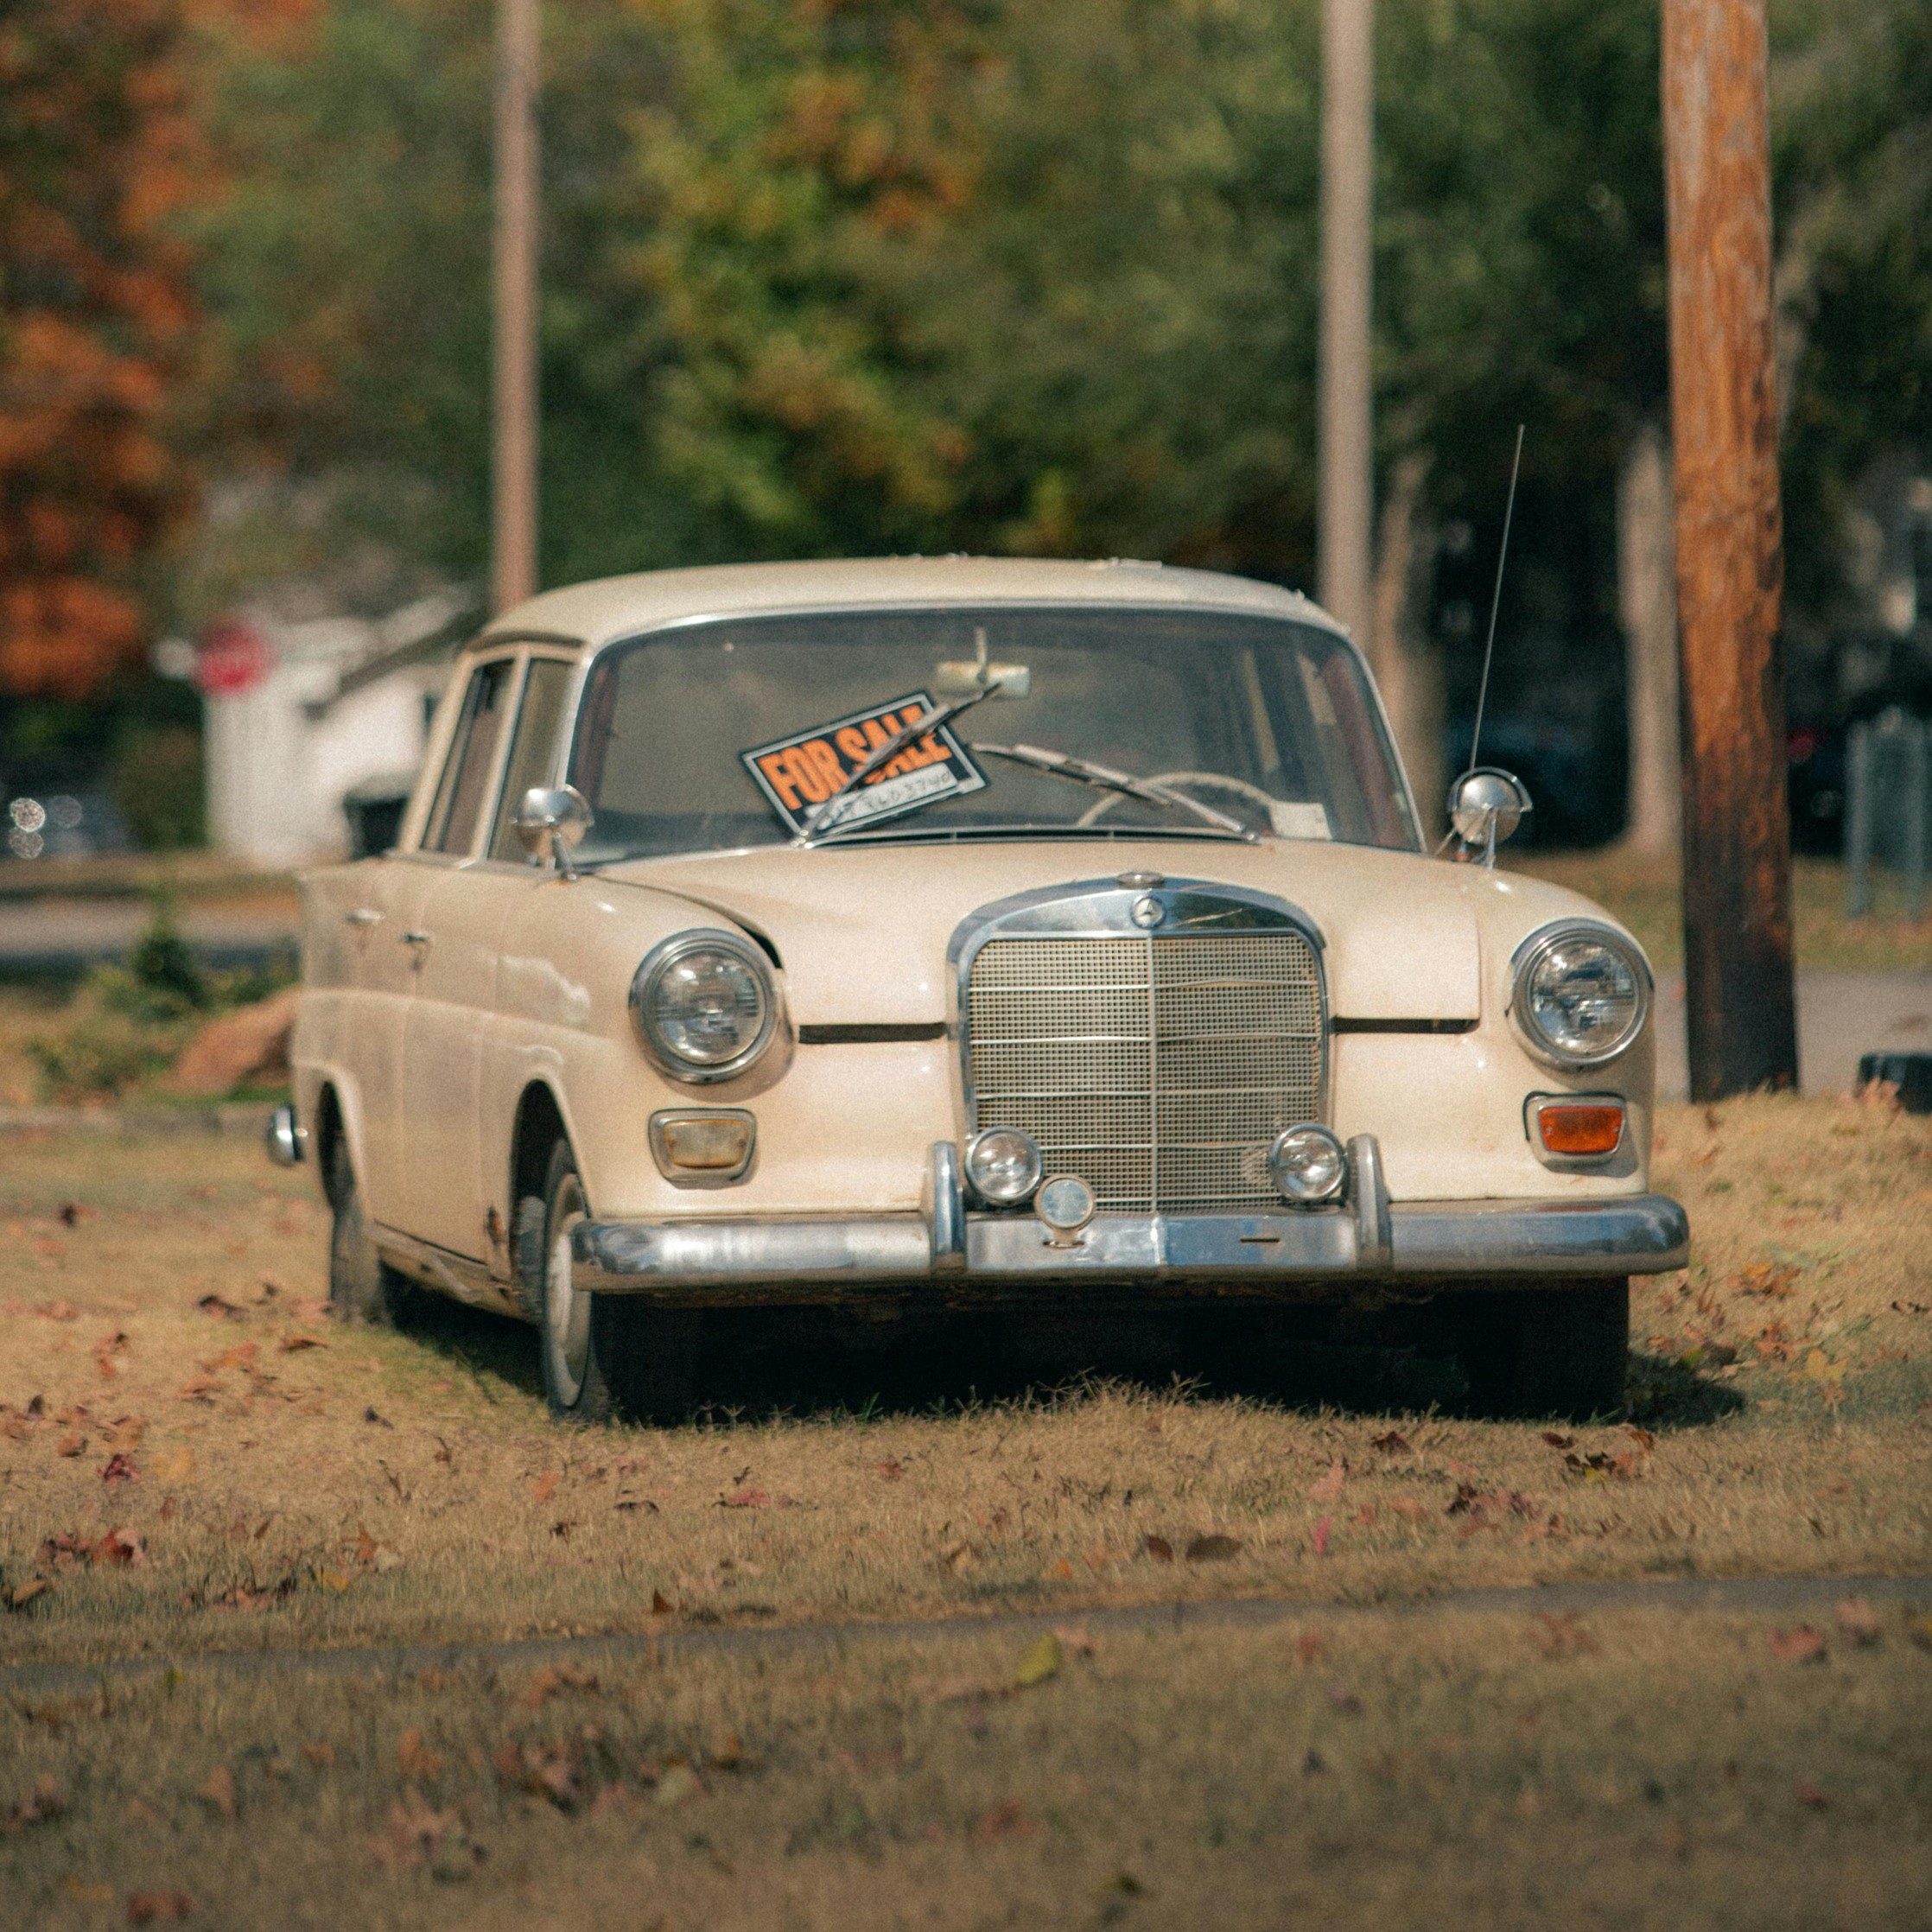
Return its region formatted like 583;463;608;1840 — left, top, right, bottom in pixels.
567;606;1418;861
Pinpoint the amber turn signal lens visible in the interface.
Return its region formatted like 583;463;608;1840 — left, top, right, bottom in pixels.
649;1109;755;1179
1535;1102;1625;1157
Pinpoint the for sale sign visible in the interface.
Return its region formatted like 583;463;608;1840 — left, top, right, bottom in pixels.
740;691;987;840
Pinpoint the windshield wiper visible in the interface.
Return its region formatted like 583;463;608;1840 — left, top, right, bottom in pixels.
969;742;1259;842
794;690;995;846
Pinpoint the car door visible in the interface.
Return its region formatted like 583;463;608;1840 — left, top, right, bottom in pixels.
365;651;522;1245
397;653;575;1260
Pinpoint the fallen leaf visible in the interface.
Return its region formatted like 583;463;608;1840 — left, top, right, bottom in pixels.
302;1741;335;1766
91;1528;145;1567
3;1578;53;1612
1794;1777;1828;1810
279;1334;327;1353
653;1764;701;1808
650;1589;674;1615
1388;1497;1427;1522
1767;1625;1827;1664
99;1452;137;1487
312;1567;353;1593
1185;1533;1242;1563
55;1432;86;1458
57;1203;81;1228
1312;1515;1332;1558
972;1798;1035;1840
196;1294;243;1320
1370;1430;1410;1453
92;1330;129;1380
1541;1431;1576;1449
1015;1632;1062;1687
127;1891;193;1924
397;1728;443;1781
1326;1685;1364;1714
874;1459;906;1479
1833;1597;1883;1648
530;1472;559;1505
364;1407;392;1428
719;1486;772;1509
1141;1534;1173;1563
197;1765;237;1819
35;1300;78;1321
1295;1631;1325;1665
1308;1459;1347;1502
151;1446;194;1484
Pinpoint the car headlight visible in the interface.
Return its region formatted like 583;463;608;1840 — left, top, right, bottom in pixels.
1510;922;1650;1069
964;1128;1044;1205
1268;1124;1348;1204
630;931;778;1083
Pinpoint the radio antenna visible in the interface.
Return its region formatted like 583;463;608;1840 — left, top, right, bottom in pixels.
1463;423;1525;778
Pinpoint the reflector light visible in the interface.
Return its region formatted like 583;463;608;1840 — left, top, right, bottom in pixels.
1535;1101;1625;1158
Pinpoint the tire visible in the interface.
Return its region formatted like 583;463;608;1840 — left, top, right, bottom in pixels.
1453;1279;1630;1420
536;1139;699;1426
326;1145;424;1326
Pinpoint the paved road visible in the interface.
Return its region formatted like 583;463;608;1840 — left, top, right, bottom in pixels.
2;898;1923;1099
1653;969;1930;1099
3;1568;1926;1700
0;896;298;978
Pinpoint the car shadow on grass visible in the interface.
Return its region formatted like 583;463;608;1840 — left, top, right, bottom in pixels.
378;1298;1749;1433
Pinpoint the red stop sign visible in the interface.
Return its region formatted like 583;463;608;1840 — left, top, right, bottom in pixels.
194;620;272;697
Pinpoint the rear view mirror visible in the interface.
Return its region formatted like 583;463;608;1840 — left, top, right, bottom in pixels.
1446;767;1531;864
513;785;594;880
935;624;1030;699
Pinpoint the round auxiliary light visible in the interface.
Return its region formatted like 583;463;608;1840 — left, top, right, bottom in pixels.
1511;922;1650;1070
1268;1124;1348;1205
630;931;777;1083
1034;1173;1096;1243
965;1128;1045;1206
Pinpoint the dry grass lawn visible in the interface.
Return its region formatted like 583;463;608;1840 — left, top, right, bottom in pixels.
3;1093;1929;1926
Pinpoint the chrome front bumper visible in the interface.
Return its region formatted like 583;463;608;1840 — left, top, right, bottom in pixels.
569;1137;1689;1304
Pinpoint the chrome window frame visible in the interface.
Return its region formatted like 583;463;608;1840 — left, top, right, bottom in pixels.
945;877;1331;1157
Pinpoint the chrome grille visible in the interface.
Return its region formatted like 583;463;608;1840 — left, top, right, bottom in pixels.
968;926;1325;1212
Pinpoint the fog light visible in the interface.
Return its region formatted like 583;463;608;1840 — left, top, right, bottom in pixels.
1034;1174;1096;1246
1268;1124;1347;1205
1529;1096;1625;1159
650;1108;756;1183
965;1128;1044;1205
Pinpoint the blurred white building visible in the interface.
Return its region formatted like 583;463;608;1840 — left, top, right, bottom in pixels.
193;591;467;865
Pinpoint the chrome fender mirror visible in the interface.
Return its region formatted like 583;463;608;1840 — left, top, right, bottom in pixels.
1446;767;1531;865
513;785;594;879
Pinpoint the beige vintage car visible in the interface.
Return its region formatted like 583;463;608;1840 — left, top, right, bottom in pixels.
270;557;1686;1421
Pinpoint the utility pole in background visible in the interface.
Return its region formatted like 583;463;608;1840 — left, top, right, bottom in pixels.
1319;0;1374;652
493;0;539;614
1662;0;1798;1099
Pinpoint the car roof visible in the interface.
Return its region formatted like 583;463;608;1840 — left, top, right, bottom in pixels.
476;556;1348;654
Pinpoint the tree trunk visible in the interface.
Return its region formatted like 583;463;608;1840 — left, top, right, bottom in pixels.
1617;419;1681;856
1662;0;1799;1099
1369;452;1444;840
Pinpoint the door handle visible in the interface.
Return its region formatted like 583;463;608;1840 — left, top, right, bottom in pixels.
344;907;383;928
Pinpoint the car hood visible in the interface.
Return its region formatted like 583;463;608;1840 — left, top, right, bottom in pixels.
592;836;1588;1027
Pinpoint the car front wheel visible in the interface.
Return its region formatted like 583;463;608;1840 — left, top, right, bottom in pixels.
1453;1278;1630;1420
327;1146;423;1326
536;1139;698;1426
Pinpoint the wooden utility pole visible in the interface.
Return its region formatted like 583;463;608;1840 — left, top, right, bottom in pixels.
1662;0;1798;1099
1319;0;1374;651
492;0;540;614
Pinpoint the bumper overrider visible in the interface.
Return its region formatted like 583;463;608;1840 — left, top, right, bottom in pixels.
568;1135;1689;1304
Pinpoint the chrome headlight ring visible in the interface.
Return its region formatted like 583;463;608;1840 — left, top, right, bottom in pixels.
1509;920;1652;1071
629;930;779;1084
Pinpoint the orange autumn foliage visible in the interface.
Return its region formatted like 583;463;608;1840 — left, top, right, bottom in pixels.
0;0;207;697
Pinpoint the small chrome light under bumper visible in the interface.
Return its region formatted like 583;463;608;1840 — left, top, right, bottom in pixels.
264;1103;307;1168
568;1134;1688;1302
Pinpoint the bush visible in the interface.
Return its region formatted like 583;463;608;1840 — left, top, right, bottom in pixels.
110;724;205;851
29;899;296;1102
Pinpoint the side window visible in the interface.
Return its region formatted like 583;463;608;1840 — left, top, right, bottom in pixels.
488;659;574;861
422;659;515;855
